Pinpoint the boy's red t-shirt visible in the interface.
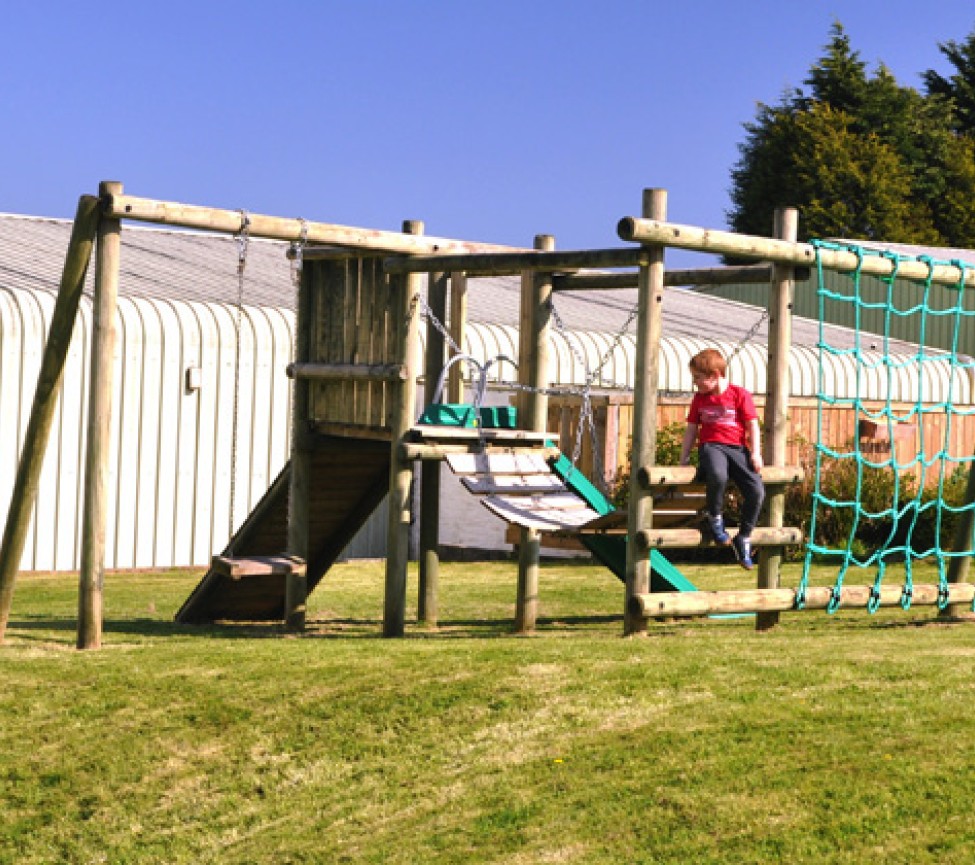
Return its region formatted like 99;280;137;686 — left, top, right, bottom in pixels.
687;383;758;447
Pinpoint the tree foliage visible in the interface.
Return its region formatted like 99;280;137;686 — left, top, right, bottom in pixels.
923;28;975;135
729;21;975;249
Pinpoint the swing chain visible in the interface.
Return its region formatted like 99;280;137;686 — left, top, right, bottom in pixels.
726;307;768;367
289;218;309;288
227;210;251;555
418;295;465;359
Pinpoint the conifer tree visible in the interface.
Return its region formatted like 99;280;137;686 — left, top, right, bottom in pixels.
728;21;975;249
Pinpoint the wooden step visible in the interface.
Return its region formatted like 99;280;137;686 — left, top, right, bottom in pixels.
209;555;306;580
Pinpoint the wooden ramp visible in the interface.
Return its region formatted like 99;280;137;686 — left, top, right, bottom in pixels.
175;436;391;623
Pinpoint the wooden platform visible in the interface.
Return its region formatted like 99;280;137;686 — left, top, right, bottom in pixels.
175;436;390;623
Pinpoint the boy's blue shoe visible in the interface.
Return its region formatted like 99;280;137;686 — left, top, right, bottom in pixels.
732;534;754;569
707;514;731;546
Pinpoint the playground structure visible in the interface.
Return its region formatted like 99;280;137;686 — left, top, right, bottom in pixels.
1;182;974;648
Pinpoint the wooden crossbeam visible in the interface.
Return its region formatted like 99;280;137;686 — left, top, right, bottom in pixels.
629;581;975;619
637;465;804;489
633;526;802;548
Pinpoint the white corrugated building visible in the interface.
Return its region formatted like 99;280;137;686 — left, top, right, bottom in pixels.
0;213;968;570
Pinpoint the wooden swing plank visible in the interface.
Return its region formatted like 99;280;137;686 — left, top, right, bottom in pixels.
629;581;975;619
461;473;566;495
482;494;598;531
446;451;553;477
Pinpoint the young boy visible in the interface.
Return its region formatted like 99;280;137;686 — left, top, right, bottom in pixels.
678;348;765;569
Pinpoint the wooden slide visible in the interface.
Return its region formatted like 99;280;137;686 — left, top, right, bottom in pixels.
175;436;391;623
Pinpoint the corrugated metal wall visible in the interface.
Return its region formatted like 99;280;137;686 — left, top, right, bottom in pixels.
0;286;294;571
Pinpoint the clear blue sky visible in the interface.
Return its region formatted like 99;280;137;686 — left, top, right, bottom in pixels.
4;1;975;260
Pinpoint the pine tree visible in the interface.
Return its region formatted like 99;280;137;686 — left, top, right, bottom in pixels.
923;26;975;136
729;21;975;248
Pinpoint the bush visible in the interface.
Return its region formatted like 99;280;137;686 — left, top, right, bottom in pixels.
614;424;974;563
801;452;973;561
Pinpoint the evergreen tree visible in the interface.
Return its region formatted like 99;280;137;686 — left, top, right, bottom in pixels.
728;21;975;249
923;26;975;135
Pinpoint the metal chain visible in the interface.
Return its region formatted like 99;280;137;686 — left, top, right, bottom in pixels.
418;295;465;358
289;218;309;289
228;210;250;556
726;307;769;366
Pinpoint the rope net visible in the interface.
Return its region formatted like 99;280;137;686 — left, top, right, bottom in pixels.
798;241;975;612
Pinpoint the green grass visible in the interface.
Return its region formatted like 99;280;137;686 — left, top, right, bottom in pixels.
3;559;975;864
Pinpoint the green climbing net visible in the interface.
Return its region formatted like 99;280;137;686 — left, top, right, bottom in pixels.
798;240;975;613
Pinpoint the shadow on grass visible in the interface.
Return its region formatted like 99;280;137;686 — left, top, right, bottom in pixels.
6;611;629;643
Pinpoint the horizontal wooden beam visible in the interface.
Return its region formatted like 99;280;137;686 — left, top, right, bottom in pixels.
554;264;782;291
637;465;804;489
633;525;802;549
629;581;975;619
101;192;522;256
286;362;407;382
401;442;561;462
617;217;970;287
384;247;651;276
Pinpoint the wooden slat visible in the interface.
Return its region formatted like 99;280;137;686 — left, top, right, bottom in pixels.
210;555;306;580
461;474;566;495
482;493;597;531
411;426;554;445
446;451;553;476
483;500;596;531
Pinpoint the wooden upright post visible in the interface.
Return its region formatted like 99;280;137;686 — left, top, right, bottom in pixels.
624;189;667;636
419;270;448;625
384;221;424;637
447;272;468;403
756;207;797;632
943;456;975;620
285;255;314;631
0;194;100;644
515;235;554;634
77;181;124;650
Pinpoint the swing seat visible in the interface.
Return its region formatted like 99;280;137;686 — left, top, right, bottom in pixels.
419;352;519;429
417;403;518;430
418;402;478;427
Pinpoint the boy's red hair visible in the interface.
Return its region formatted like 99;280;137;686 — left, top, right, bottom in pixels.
689;348;727;377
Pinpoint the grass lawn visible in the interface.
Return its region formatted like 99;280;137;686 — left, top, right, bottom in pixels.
2;558;975;864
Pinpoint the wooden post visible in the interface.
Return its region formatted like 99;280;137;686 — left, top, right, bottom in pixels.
624;189;667;636
285;258;314;630
447;272;468;403
515;235;554;634
77;182;124;650
755;207;797;632
384;221;423;637
418;270;448;625
942;455;975;620
0;195;100;643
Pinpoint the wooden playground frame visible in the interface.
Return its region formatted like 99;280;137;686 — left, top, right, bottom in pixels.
1;182;973;649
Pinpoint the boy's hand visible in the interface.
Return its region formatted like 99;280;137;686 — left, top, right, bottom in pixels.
750;451;764;472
